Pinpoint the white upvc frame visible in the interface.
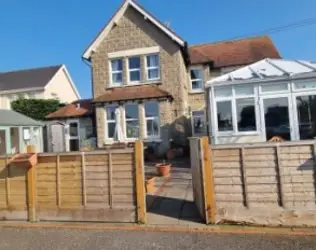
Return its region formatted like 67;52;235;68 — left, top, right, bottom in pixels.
65;119;80;152
191;110;206;136
212;85;260;137
109;58;123;87
123;102;140;141
189;66;204;93
104;104;119;142
145;54;160;81
126;56;141;84
143;101;160;140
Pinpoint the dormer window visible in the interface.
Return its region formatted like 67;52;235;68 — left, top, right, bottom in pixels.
146;54;160;81
190;68;204;92
110;58;123;86
127;56;141;83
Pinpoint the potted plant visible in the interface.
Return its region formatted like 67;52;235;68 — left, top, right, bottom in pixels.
145;176;155;194
155;160;171;177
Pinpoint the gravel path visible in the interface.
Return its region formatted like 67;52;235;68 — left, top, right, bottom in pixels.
0;227;315;250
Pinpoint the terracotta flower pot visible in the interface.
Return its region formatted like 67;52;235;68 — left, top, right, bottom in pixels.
155;163;171;177
145;177;155;194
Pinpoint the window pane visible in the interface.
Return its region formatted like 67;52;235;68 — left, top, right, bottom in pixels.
130;71;140;82
148;68;159;80
146;119;159;137
112;72;122;84
192;110;204;116
126;120;140;138
111;59;122;71
263;97;290;141
235;85;254;96
214;86;232;97
296;95;316;139
236;98;256;132
261;83;288;92
106;106;118;120
192;80;203;90
128;57;140;69
190;69;203;80
69;123;78;137
145;102;159;117
147;55;159;67
69;139;79;151
107;123;116;138
192;111;205;134
217;101;233;131
295;81;316;89
125;103;138;119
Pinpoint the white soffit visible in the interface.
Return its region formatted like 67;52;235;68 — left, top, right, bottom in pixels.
206;58;316;87
83;0;185;60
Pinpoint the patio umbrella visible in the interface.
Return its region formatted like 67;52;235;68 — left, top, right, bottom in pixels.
114;108;124;142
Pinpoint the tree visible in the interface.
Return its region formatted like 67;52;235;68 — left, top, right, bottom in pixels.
11;99;64;121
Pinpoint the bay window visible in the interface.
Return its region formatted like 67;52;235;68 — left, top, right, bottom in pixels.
105;105;118;139
125;103;139;139
128;56;141;83
110;59;123;86
144;101;160;138
190;68;204;91
146;54;160;81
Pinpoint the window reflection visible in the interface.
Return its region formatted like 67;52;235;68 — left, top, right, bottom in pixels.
296;95;316;139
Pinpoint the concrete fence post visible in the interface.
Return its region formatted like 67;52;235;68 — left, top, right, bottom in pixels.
26;145;37;222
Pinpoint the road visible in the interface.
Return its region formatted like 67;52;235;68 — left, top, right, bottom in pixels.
0;227;315;250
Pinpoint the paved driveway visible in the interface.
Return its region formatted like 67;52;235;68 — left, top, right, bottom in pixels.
0;227;315;250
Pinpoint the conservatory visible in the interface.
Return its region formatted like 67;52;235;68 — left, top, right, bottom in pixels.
205;59;316;144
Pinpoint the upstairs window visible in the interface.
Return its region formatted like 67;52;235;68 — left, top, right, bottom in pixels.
146;54;160;81
128;57;141;83
110;59;123;86
190;69;204;91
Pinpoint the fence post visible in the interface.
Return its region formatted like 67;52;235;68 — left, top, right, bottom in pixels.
135;140;146;224
201;136;216;224
26;145;37;222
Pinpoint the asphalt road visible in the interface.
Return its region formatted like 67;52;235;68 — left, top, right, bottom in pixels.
0;227;315;250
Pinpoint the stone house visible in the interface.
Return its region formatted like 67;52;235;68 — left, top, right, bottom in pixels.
82;0;281;155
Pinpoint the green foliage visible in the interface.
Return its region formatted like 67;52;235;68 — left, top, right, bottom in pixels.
11;98;64;121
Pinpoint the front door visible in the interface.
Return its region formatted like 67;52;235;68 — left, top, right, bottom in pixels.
261;96;294;141
66;120;80;151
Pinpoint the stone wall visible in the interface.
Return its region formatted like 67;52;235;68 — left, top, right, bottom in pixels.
91;6;189;148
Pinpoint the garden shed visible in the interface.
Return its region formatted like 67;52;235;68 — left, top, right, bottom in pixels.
205;58;316;144
0;109;43;154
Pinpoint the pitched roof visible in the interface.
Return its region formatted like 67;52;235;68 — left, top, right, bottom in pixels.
93;85;172;103
189;36;281;68
83;0;185;60
0;65;62;92
206;58;316;86
46;99;93;119
0;109;43;126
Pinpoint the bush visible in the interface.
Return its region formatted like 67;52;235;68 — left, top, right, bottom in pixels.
11;98;64;121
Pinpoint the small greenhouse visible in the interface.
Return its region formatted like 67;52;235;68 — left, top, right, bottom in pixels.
0;109;43;154
205;59;316;144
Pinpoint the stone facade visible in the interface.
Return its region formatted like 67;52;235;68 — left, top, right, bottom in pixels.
91;7;189;153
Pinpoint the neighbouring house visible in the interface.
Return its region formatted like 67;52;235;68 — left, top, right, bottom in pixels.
0;109;43;154
0;65;80;109
82;0;281;155
45;99;96;152
205;58;316;144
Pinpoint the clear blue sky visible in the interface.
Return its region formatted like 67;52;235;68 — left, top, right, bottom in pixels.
0;0;316;98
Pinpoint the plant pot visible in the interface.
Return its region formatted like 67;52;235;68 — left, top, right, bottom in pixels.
155;163;171;177
145;177;155;194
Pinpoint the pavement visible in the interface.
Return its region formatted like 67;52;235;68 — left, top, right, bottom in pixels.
0;227;315;250
145;159;204;226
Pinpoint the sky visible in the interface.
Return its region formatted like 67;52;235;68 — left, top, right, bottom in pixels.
0;0;315;99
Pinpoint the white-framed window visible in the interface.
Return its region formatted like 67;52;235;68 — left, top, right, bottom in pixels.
124;103;140;139
146;54;160;81
214;84;258;134
127;56;141;83
110;58;123;86
144;101;160;139
190;68;204;91
260;82;289;94
191;110;206;135
105;105;119;140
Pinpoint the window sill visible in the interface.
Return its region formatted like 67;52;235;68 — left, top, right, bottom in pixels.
189;90;204;94
216;131;261;137
107;81;161;89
